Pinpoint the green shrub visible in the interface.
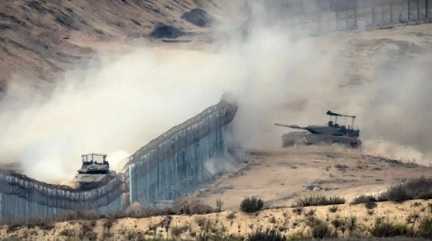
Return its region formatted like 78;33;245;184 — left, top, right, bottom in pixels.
418;217;432;238
247;229;286;241
370;218;411;237
295;195;345;207
240;197;264;213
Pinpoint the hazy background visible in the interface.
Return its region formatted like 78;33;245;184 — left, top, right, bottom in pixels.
0;0;431;182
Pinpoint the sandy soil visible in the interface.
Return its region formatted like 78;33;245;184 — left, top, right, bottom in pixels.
194;146;432;209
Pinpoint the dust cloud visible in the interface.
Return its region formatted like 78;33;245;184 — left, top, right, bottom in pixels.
1;1;432;183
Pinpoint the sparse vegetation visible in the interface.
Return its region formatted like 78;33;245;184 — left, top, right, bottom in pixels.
175;198;215;215
195;217;208;228
171;225;189;237
417;216;432;238
196;232;242;241
351;195;377;204
240;197;264;213
305;208;316;217
365;201;378;210
307;217;334;239
247;229;286;241
406;213;420;224
332;216;357;234
295;195;345;207
4;195;432;241
370;218;411;237
226;212;236;220
292;207;303;215
379;177;432;203
328;206;338;213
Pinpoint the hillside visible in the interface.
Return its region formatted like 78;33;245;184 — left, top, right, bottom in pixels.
194;146;432;209
0;0;223;91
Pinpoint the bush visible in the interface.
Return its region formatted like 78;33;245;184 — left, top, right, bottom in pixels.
295;195;345;207
351;195;377;204
370;218;411;237
226;212;236;220
307;218;333;239
379;177;432;202
379;185;411;203
247;229;286;241
292;207;303;215
240;197;264;213
328;206;338;213
174;198;215;215
197;233;242;241
171;225;189;237
418;217;432;238
365;201;378;210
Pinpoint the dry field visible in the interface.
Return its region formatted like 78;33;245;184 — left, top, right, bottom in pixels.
194;146;432;209
1;199;431;241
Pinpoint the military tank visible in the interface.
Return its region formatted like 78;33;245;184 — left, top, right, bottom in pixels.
75;153;115;189
275;110;361;148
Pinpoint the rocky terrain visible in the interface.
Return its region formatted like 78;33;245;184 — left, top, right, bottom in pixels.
0;0;224;92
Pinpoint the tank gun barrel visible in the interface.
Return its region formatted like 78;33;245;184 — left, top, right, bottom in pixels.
274;123;306;130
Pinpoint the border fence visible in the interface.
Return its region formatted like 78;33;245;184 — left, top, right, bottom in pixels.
252;0;432;33
0;97;238;224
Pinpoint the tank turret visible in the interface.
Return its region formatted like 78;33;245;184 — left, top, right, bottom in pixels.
275;110;361;148
78;153;110;174
75;153;114;190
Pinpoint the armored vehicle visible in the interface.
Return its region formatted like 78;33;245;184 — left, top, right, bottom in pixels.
275;110;361;148
75;153;114;189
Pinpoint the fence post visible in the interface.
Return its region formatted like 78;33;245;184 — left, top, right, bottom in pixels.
417;0;421;22
427;0;430;20
354;1;358;29
390;0;394;23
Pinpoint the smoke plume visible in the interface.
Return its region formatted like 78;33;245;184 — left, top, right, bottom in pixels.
1;0;432;182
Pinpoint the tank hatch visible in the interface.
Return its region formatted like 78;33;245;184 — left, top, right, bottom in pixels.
75;153;114;189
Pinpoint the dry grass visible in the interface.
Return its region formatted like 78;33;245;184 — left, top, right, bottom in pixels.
379;177;432;202
1;199;432;241
295;195;345;207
